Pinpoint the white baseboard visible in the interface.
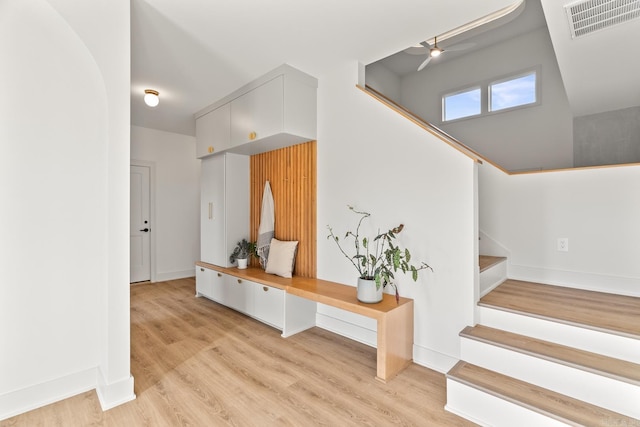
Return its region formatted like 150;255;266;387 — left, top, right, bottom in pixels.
0;367;97;421
413;343;459;374
509;264;640;297
155;269;195;282
315;312;377;348
96;372;135;411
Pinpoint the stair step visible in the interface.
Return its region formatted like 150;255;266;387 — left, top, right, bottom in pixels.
479;255;507;272
447;361;637;426
479;279;640;339
460;325;640;386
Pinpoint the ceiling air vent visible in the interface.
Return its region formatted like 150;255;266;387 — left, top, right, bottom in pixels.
565;0;640;38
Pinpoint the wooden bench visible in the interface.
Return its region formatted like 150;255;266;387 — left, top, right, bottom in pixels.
196;263;414;382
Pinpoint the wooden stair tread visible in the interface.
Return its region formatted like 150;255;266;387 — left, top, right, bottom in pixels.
461;325;640;385
479;279;640;339
447;361;636;426
479;255;507;272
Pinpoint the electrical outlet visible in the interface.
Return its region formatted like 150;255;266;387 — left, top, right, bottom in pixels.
557;237;569;252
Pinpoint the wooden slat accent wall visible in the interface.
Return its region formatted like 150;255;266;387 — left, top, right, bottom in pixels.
250;141;316;277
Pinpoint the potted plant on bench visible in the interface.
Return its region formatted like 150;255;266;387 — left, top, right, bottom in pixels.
229;239;256;269
327;206;432;303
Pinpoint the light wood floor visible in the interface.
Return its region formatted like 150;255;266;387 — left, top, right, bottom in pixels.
1;277;474;426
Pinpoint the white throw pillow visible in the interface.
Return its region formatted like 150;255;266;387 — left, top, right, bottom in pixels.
265;238;298;278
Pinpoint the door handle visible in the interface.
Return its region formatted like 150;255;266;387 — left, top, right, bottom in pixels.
139;228;150;232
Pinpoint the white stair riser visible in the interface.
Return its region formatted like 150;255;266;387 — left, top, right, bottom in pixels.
479;306;639;363
480;262;507;297
445;379;570;427
461;338;640;419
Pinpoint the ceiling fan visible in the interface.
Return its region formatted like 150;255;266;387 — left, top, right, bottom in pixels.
405;37;475;71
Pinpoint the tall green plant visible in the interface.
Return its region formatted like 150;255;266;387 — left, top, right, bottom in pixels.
327;206;432;299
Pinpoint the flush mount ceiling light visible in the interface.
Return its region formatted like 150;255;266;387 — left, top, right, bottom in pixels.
144;89;159;107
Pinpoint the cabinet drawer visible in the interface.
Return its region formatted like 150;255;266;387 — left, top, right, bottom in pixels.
223;275;254;314
253;284;284;329
195;266;212;298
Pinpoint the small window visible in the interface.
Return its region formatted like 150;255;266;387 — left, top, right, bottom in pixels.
489;71;537;112
443;87;481;121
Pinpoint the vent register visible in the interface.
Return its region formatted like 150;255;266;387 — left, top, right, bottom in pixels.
565;0;640;38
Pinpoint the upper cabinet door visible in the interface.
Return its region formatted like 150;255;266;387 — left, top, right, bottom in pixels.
196;103;231;158
230;76;284;147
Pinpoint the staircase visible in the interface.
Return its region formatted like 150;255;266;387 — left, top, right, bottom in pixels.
446;258;640;426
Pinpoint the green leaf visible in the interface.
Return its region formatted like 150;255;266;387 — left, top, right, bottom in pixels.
393;250;400;269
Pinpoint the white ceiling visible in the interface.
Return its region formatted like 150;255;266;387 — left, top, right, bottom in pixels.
130;0;640;136
373;0;640;119
540;0;640;117
129;0;518;136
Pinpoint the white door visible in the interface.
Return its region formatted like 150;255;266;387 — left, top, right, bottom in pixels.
130;165;151;283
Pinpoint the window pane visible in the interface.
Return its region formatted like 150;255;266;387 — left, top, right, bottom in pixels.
443;88;481;121
490;72;536;112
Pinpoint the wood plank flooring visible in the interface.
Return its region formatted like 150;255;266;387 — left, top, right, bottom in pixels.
479;279;640;338
0;277;473;427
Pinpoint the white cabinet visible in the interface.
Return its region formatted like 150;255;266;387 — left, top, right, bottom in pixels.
195;265;286;331
224;276;253;314
253;283;284;329
195;266;213;297
196;103;231;158
196;266;225;301
230;74;317;154
230;76;284;147
209;269;225;302
200;153;249;267
194;65;317;158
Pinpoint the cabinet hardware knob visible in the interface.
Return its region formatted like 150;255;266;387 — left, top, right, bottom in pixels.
200;268;204;272
208;146;214;153
249;131;257;140
217;273;222;277
263;287;268;292
237;279;242;284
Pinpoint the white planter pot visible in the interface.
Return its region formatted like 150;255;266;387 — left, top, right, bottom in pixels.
357;277;383;303
237;258;248;269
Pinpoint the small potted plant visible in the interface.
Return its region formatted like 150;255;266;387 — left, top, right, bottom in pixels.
229;239;256;269
327;206;432;303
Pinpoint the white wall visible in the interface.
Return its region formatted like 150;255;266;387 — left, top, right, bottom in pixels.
479;162;640;297
131;126;200;281
400;27;573;172
0;0;133;420
574;106;640;167
365;62;401;101
316;62;478;372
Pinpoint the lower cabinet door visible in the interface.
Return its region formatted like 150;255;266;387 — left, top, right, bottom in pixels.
253;284;284;329
195;266;213;298
209;270;225;303
224;276;253;314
